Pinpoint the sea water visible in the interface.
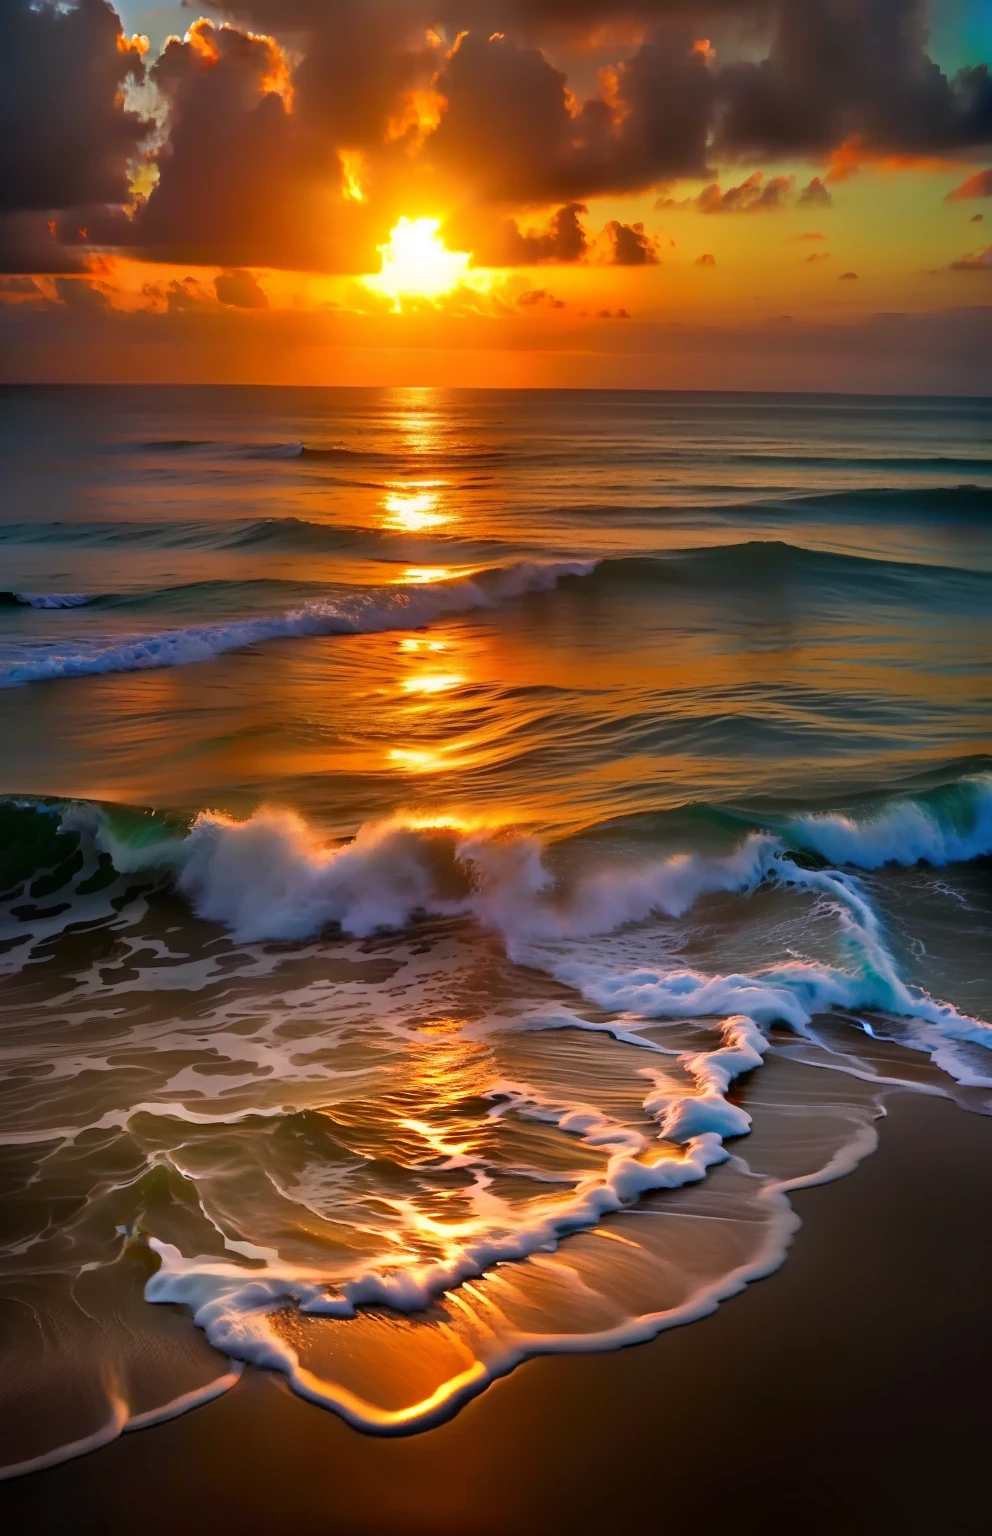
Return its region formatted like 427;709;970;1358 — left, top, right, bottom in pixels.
1;385;990;1472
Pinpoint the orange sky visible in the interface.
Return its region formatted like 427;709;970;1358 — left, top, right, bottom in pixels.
2;3;990;390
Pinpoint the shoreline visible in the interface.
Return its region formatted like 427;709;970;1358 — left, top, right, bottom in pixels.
2;1088;988;1533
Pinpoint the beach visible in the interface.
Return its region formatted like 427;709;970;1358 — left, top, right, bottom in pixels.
1;1087;988;1533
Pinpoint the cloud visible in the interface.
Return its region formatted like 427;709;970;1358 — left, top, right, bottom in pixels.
972;213;985;223
717;0;992;162
695;252;716;266
0;1;148;215
793;231;825;241
0;1;150;271
804;251;831;262
3;0;991;280
839;270;859;279
516;287;565;308
107;21;379;272
215;269;270;308
428;28;713;202
661;171;829;214
0;274;53;308
945;168;992;200
455;202;590;264
697;171;795;212
0;212;89;275
948;245;992;271
798;177;832;207
605;220;659;263
54;276;112;309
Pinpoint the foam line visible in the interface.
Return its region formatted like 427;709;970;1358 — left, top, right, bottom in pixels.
0;560;594;688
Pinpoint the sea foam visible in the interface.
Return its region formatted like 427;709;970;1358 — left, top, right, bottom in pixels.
0;560;594;688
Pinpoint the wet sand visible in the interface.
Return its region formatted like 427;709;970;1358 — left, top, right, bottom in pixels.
2;1089;989;1535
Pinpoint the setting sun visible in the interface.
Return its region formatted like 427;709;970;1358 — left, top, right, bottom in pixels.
365;217;475;308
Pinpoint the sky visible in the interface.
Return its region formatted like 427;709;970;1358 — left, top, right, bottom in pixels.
1;0;990;391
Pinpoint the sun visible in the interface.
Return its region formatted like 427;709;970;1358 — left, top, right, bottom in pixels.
365;217;475;308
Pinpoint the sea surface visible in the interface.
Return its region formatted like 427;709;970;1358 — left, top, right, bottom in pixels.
1;385;991;1474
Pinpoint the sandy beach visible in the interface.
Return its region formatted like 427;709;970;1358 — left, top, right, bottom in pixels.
2;1087;988;1534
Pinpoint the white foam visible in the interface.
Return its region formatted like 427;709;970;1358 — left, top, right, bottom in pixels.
13;592;96;608
0;560;595;688
543;858;992;1085
65;800;992;1079
141;1018;769;1429
787;775;992;867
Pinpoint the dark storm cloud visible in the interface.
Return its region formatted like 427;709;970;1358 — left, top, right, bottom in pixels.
0;0;147;213
112;21;379;271
0;214;88;275
429;28;713;201
716;0;992;161
0;0;149;270
7;0;992;276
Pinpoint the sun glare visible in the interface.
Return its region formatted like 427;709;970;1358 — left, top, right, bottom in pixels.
382;484;450;531
366;218;474;308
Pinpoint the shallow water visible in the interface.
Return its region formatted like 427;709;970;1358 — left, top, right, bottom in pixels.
1;385;991;1473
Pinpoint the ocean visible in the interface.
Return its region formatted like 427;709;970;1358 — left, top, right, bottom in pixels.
1;384;991;1474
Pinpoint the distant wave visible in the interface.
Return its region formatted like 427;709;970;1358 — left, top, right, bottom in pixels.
2;484;988;557
0;516;383;553
584;539;992;591
125;437;507;468
2;538;987;688
0;560;594;688
0;591;98;608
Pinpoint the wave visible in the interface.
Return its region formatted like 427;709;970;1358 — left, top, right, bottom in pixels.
764;483;992;519
0;591;98;608
6;768;991;912
0;515;466;556
589;540;992;591
0;560;594;689
53;785;989;1436
126;437;508;468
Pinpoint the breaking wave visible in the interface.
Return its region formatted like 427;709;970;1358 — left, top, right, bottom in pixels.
0;560;594;688
0;591;98;608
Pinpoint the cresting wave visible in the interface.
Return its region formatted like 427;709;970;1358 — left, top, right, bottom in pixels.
2;769;991;1453
51;773;992;1065
0;591;97;608
51;776;990;1434
0;560;594;688
50;771;991;1071
4;538;991;690
10;768;992;942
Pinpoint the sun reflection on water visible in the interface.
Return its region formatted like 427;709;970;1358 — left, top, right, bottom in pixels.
400;673;465;695
399;636;447;652
382;483;450;532
388;746;459;772
401;566;456;585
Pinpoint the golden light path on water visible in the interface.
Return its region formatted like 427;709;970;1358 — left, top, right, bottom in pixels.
382;484;450;532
